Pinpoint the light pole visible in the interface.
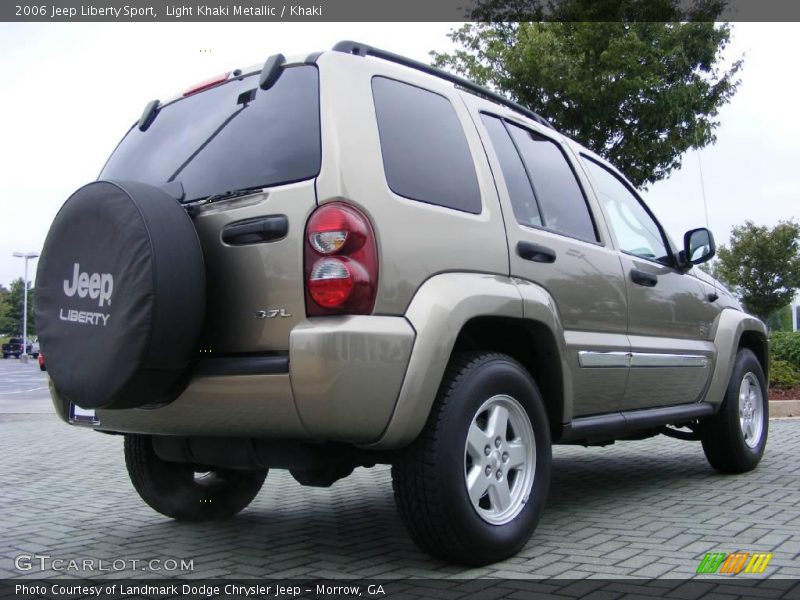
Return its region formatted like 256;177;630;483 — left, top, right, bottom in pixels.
12;252;39;363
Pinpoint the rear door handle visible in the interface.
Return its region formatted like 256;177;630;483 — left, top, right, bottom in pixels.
517;241;557;263
222;215;288;246
630;268;658;287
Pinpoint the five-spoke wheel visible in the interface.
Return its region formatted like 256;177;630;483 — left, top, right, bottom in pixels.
392;353;551;565
465;395;535;525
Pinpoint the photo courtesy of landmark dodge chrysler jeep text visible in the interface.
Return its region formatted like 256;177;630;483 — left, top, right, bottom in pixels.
35;42;769;565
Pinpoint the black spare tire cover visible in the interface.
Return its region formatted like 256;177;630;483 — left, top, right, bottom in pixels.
35;180;205;410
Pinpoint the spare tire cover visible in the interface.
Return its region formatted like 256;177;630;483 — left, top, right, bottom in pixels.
35;180;205;409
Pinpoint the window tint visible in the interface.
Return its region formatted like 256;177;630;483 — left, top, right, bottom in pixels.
101;66;320;202
372;77;481;214
481;114;542;227
506;124;598;242
581;157;670;262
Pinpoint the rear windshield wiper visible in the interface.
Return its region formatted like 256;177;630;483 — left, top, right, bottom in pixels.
182;186;265;206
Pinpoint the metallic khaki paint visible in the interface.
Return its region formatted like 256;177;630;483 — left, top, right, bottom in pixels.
314;52;509;316
192;181;317;353
67;374;308;438
290;315;415;443
368;273;526;449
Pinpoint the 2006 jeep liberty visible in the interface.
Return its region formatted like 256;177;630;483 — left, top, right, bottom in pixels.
35;42;769;566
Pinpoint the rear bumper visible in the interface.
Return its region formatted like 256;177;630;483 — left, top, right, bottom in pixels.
53;316;415;444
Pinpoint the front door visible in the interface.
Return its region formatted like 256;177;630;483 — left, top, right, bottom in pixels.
579;156;716;411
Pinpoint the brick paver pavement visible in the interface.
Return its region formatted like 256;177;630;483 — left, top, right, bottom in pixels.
1;414;798;580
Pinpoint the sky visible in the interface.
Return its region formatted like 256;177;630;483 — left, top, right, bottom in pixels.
0;22;798;287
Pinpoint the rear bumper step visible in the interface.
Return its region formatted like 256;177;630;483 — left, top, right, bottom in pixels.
194;354;289;377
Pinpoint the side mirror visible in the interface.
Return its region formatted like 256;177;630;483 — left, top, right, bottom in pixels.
683;227;716;266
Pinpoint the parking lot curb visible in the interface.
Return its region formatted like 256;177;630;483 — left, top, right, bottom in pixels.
770;399;800;418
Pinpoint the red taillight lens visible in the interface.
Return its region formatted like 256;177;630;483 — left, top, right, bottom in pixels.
304;202;377;316
182;72;230;97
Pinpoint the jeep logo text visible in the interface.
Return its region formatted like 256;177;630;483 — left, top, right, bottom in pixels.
63;263;114;307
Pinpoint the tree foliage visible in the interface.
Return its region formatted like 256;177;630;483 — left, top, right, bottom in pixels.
716;221;800;322
432;1;741;187
0;278;35;337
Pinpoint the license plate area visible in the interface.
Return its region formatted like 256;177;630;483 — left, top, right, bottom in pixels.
69;403;100;426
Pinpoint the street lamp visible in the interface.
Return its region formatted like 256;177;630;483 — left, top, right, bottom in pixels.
12;251;39;363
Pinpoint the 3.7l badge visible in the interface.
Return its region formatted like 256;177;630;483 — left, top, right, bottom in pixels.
255;309;292;319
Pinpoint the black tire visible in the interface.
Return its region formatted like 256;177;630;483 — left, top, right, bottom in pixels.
392;352;551;565
39;364;46;372
124;435;266;521
701;349;768;474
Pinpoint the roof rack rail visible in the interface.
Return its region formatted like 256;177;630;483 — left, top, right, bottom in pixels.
331;40;557;132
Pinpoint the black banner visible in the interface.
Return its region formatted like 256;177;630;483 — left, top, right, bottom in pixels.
2;579;799;600
3;0;800;22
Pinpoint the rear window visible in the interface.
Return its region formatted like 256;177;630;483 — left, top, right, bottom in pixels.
506;123;598;242
372;77;481;214
101;65;320;202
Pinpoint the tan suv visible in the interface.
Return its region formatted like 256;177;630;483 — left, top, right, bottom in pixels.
35;41;769;565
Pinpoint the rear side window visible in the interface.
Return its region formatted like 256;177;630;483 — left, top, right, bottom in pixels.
101;65;321;202
372;77;481;214
506;123;598;242
481;114;542;228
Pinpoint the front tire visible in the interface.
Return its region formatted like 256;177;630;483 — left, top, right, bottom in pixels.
392;353;551;565
701;349;768;474
124;435;267;521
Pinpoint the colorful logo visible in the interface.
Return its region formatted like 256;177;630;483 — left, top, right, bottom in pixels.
696;552;773;574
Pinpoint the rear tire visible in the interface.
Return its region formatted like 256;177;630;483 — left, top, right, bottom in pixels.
701;349;768;474
392;352;551;565
124;435;266;521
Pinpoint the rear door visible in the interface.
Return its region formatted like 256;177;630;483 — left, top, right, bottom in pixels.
579;155;716;410
100;64;321;354
468;101;629;417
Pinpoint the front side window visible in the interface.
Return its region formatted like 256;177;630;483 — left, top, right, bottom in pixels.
581;157;670;263
372;77;481;214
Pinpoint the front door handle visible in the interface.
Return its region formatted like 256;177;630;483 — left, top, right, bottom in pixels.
630;268;658;287
222;215;288;246
517;241;557;263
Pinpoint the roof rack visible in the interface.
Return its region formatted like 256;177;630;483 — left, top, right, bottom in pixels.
331;40;557;132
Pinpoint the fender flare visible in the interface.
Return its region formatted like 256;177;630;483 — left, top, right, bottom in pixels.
366;272;568;449
705;309;768;407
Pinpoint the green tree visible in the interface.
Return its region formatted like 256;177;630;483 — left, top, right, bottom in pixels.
1;278;35;337
716;221;800;322
432;1;741;187
0;285;10;336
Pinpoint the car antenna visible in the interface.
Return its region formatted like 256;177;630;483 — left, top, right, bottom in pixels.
695;127;718;301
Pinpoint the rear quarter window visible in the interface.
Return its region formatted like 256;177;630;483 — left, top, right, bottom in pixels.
372;77;481;214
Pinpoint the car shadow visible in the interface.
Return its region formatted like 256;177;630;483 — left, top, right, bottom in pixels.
114;440;721;576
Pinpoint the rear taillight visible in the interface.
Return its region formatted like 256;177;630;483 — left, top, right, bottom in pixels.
304;202;378;316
